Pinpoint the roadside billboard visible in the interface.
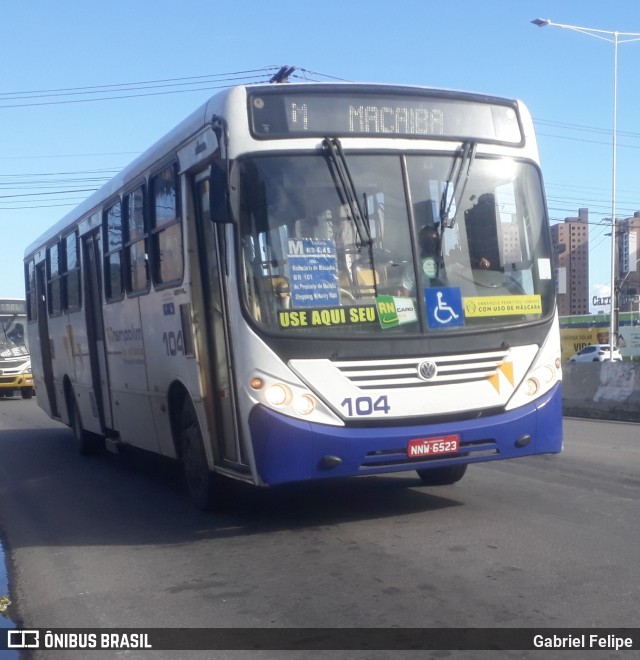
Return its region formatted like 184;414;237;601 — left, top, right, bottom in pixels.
619;326;640;359
560;327;603;361
560;325;640;360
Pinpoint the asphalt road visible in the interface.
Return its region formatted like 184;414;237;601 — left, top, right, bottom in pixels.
0;399;638;660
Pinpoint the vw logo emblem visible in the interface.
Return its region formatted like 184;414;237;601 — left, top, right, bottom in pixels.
418;360;438;381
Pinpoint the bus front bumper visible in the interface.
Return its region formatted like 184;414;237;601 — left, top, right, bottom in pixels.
0;373;34;392
248;382;563;486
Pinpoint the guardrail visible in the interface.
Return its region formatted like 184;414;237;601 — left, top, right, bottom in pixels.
562;361;640;422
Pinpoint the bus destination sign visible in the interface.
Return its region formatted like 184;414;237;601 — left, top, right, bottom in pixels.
0;300;26;314
249;90;523;144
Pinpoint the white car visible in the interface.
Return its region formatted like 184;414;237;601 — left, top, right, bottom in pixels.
569;344;622;362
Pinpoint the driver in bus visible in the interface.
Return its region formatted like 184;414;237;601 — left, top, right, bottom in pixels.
7;322;24;345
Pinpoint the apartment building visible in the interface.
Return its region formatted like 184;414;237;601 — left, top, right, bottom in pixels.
551;208;590;316
616;213;640;312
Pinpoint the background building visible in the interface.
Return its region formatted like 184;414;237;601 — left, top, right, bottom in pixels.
616;213;640;313
551;208;590;316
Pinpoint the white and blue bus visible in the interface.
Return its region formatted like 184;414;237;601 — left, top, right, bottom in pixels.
24;82;562;508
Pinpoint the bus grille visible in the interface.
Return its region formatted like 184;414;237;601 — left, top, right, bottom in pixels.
0;358;29;369
332;350;510;390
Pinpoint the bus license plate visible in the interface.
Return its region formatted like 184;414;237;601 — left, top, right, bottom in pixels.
407;434;459;458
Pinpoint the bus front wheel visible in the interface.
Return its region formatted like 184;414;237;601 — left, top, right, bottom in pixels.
21;387;34;399
417;464;467;486
179;398;222;511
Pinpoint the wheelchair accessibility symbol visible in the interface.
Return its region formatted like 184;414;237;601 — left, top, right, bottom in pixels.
425;287;464;329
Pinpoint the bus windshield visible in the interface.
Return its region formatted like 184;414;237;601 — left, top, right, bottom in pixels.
0;313;28;357
239;151;554;335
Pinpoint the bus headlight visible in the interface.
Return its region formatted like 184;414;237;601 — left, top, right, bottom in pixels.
539;364;556;386
525;377;540;397
506;357;561;410
247;372;338;425
265;383;292;407
293;394;316;416
505;314;563;412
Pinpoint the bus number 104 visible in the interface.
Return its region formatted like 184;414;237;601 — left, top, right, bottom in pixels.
340;395;390;416
163;330;185;356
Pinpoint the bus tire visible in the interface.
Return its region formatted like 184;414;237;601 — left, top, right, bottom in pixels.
68;392;104;456
21;387;34;399
179;398;222;511
417;464;467;486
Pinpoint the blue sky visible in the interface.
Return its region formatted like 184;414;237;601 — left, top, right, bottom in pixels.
3;0;640;307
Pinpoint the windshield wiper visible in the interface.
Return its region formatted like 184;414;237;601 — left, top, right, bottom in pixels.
439;141;477;230
322;137;372;250
323;137;379;298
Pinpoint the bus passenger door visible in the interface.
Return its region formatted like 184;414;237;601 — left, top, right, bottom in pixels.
82;232;114;431
35;262;58;417
193;175;244;467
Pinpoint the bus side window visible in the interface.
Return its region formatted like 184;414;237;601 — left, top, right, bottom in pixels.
104;200;124;301
47;242;63;317
64;231;81;311
150;164;183;286
25;260;37;322
124;186;149;293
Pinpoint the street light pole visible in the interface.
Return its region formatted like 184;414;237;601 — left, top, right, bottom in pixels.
532;18;640;360
612;31;619;357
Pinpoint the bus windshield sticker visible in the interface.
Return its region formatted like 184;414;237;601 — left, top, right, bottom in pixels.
376;295;418;329
537;258;552;280
287;238;340;308
463;295;542;317
425;287;464;329
278;305;377;329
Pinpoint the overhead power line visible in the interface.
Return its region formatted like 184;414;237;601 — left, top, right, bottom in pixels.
0;69;272;99
0;69;637;217
534;117;640;139
537;131;640;150
0;152;139;160
0;66;346;109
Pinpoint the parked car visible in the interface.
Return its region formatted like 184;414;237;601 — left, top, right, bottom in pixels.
569;344;622;362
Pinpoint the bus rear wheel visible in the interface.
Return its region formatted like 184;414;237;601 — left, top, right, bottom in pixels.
68;392;104;456
417;464;467;486
179;398;223;511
